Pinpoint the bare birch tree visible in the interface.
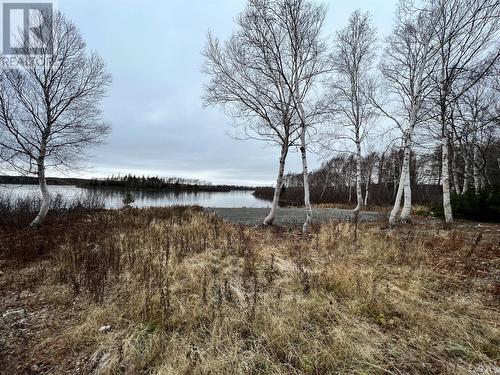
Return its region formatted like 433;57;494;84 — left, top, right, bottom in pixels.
328;10;377;218
453;80;499;194
278;0;328;233
204;0;327;232
202;0;300;225
429;0;500;226
377;0;439;226
0;11;111;226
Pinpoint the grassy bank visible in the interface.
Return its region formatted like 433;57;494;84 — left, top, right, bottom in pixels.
1;207;499;374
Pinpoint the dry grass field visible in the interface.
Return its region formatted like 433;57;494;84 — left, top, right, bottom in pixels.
1;207;499;374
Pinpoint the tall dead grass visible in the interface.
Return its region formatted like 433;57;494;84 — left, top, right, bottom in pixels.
1;207;499;374
0;191;105;226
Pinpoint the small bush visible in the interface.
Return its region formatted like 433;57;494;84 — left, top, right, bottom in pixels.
451;186;500;222
122;191;135;208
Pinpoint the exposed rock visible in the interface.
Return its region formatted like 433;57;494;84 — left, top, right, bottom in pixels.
98;324;111;333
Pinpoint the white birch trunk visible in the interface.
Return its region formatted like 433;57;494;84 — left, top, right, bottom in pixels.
389;141;410;226
348;175;352;202
439;57;454;226
452;154;461;194
473;146;481;194
442;134;453;225
389;117;415;226
300;138;312;234
263;144;287;225
364;170;370;206
389;170;405;226
353;141;363;217
389;36;428;226
400;165;412;222
293;79;312;234
30;159;50;226
462;155;470;194
392;161;398;198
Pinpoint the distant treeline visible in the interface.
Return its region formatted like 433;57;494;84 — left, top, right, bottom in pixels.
82;175;253;192
0;175;253;192
0;175;88;186
254;184;442;207
253;148;449;206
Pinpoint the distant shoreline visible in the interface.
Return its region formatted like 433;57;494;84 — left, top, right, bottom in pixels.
0;175;256;193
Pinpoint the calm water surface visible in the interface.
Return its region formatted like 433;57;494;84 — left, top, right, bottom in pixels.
0;184;271;209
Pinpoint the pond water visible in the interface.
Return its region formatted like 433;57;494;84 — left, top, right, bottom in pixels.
0;184;271;209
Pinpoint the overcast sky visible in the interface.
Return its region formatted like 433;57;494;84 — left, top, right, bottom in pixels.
57;0;397;186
